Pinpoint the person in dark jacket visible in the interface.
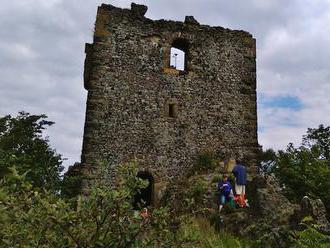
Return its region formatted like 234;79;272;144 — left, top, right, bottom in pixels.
217;175;232;213
232;160;247;207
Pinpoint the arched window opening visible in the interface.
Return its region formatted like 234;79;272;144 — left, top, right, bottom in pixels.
170;48;185;71
134;171;154;209
170;38;188;71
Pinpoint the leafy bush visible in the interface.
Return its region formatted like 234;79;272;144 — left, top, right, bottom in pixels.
0;163;177;248
60;170;82;199
190;178;208;204
0;165;258;247
194;150;218;172
211;175;222;184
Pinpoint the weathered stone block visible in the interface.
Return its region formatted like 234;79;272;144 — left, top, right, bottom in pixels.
131;3;148;17
184;16;199;25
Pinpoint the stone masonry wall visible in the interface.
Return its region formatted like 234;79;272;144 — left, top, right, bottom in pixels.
81;3;259;188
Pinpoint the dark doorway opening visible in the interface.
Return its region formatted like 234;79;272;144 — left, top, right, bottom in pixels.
134;171;153;209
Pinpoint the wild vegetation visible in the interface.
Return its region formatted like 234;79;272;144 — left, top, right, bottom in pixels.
259;124;330;217
0;112;329;247
0;112;63;192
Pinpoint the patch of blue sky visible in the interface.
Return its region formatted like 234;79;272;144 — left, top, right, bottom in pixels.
258;126;266;133
258;94;303;110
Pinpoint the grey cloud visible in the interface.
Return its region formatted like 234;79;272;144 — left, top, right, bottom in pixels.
1;0;330;169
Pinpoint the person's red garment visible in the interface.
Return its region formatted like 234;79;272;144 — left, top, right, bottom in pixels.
234;195;246;208
239;194;246;207
140;208;149;218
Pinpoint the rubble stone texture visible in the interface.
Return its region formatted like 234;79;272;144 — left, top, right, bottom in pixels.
81;3;259;195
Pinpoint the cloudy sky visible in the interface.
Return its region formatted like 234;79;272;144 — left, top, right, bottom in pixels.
1;0;330;169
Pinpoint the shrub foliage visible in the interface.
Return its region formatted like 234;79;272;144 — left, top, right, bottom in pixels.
0;162;178;247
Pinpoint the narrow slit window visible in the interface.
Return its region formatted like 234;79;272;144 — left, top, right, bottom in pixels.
168;103;176;118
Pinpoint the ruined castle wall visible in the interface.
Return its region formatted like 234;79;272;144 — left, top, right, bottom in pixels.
81;3;259;181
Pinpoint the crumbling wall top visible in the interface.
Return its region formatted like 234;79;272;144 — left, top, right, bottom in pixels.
130;3;148;17
97;2;253;38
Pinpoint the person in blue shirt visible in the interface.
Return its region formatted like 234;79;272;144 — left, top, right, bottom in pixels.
217;174;232;213
232;160;247;207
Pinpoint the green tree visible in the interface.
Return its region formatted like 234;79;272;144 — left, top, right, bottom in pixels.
263;125;330;215
0;111;63;191
257;148;277;175
303;124;330;160
60;163;83;199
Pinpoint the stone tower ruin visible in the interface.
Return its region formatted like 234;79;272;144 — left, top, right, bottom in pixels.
81;3;258;203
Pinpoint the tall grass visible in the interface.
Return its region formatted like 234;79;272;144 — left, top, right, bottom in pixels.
179;217;257;248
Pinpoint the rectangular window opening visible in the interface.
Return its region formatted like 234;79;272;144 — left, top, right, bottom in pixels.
168;104;175;118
